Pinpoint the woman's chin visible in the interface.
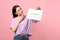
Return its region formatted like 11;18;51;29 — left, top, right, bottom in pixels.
19;14;23;16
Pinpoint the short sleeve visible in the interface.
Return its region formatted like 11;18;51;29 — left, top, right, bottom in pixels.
10;19;17;29
29;19;36;23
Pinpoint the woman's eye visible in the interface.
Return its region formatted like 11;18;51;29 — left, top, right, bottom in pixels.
18;10;20;12
17;8;22;12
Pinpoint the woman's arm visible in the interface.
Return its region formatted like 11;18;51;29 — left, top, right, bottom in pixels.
11;20;20;32
11;15;24;32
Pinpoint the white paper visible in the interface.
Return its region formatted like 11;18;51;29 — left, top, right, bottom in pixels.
27;8;43;21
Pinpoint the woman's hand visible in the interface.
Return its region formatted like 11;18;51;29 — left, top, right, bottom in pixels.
18;14;24;22
34;6;41;23
35;6;41;10
35;20;40;23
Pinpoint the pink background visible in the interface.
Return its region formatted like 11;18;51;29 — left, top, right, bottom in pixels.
0;0;60;40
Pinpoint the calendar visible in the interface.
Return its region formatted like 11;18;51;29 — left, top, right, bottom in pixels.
27;8;43;21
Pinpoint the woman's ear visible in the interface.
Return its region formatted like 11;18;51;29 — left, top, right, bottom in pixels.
15;13;18;15
15;13;18;16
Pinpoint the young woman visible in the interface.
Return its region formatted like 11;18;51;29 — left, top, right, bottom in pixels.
10;5;40;40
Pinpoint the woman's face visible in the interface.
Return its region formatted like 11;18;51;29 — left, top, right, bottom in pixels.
16;7;23;16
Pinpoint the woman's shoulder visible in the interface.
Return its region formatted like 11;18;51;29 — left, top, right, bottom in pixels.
13;17;18;19
11;17;18;21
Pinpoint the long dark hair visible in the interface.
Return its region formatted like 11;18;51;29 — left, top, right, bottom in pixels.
12;5;20;18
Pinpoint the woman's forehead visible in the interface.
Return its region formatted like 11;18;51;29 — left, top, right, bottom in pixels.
16;7;21;10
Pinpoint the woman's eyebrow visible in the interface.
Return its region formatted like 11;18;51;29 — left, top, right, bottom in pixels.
20;8;22;10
